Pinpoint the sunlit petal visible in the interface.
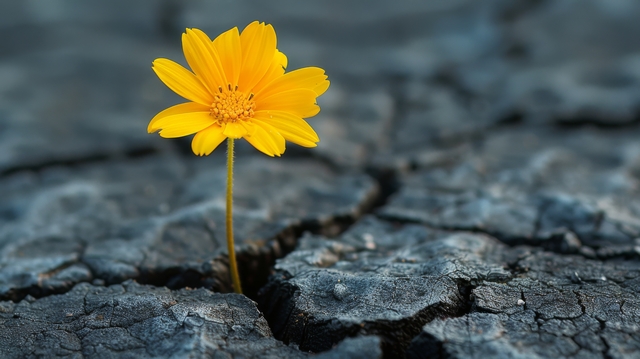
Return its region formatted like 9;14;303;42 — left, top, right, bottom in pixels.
252;50;287;95
253;110;319;147
244;121;285;156
239;22;277;92
148;102;210;133
256;67;329;99
222;121;249;139
152;58;213;105
253;120;285;155
212;27;242;88
191;124;227;156
154;112;215;138
183;28;227;90
256;88;320;118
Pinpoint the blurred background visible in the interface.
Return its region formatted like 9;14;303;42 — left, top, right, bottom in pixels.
3;0;640;171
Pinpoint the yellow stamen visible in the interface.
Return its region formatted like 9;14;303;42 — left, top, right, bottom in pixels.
209;87;256;125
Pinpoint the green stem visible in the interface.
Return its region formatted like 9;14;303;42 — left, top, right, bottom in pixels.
226;138;242;294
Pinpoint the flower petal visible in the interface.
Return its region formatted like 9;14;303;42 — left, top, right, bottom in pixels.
153;112;215;138
252;50;288;94
255;67;329;100
191;124;227;156
222;121;249;139
152;58;213;105
238;22;277;93
244;121;285;156
256;88;320;118
183;28;227;91
148;102;210;133
278;50;288;69
255;121;286;155
253;110;319;147
313;78;330;96
212;27;242;88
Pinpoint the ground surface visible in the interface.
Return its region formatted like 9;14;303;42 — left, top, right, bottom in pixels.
1;0;640;358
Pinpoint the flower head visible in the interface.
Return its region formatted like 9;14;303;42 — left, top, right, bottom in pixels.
148;22;329;157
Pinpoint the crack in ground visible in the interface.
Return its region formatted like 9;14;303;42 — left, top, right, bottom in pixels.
0;147;160;178
555;114;640;130
0;161;397;305
7;118;638;355
237;166;397;300
375;210;635;263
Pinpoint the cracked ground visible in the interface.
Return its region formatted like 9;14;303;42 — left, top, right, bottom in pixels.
2;0;640;358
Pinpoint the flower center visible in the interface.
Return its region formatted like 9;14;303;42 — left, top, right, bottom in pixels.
210;84;255;124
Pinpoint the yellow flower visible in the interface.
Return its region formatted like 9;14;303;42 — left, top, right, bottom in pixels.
148;21;329;157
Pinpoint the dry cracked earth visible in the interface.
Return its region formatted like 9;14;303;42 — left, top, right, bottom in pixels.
1;0;640;358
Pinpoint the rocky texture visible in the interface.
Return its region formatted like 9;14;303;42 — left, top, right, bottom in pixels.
406;250;640;359
258;216;510;357
0;8;176;173
0;280;382;358
0;155;378;301
260;217;640;358
380;126;640;255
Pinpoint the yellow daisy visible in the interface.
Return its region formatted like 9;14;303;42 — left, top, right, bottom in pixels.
148;21;330;157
